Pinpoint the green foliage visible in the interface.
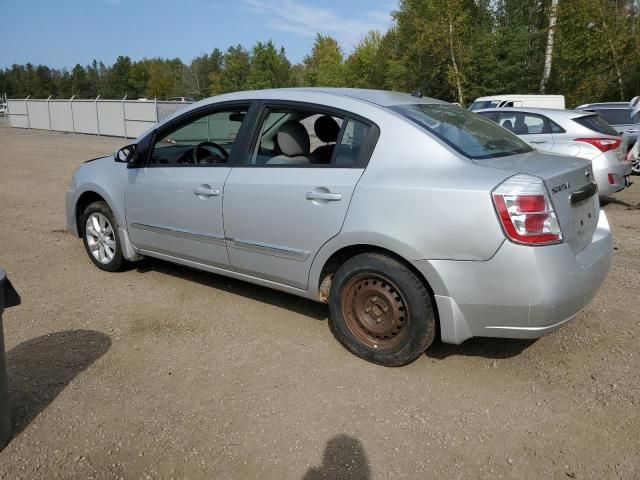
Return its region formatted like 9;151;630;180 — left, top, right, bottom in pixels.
303;34;345;87
246;41;292;90
1;1;638;106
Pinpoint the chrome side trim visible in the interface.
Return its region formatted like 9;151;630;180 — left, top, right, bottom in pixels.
130;223;225;246
227;238;310;262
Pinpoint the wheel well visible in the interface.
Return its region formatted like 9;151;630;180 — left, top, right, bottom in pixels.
319;245;437;308
75;191;106;235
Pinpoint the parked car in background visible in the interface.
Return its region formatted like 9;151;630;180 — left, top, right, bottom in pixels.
468;94;565;111
166;96;196;102
0;103;7;117
576;102;639;148
476;107;632;196
66;89;612;366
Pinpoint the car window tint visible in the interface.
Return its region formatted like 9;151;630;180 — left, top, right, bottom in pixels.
247;108;344;166
573;115;620;136
594;108;632;125
391;104;531;160
334;119;371;167
496;112;549;135
151;108;247;166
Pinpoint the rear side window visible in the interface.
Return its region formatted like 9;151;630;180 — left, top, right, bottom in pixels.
593;108;632;125
468;100;500;111
391;104;532;159
573;115;620;136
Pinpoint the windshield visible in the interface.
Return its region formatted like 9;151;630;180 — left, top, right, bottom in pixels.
468;100;500;111
390;104;532;160
592;108;632;126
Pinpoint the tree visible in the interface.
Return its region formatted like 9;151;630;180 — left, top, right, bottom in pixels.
540;0;559;93
107;56;132;97
186;48;223;98
246;41;291;90
219;45;251;93
345;31;386;89
71;64;92;98
303;34;345;87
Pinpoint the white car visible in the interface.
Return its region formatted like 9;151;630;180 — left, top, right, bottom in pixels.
477;107;632;196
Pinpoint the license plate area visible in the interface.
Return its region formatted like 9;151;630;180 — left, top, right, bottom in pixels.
572;196;598;239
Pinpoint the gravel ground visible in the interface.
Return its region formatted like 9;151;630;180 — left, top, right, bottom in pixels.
0;125;638;480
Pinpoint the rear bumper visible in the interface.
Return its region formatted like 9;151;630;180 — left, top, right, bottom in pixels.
415;211;612;344
594;158;632;196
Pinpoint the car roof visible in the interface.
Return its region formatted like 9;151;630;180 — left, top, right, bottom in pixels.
576;102;630;109
199;88;448;108
475;106;592;119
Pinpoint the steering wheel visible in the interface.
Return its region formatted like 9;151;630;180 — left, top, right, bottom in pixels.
192;141;229;164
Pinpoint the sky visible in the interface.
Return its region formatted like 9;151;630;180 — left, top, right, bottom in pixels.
0;0;398;69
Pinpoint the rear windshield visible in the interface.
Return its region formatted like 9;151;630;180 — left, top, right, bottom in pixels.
468;100;500;111
592;108;632;126
391;104;532;160
573;114;620;136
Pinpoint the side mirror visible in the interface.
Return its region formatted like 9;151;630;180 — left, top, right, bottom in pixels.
114;144;137;163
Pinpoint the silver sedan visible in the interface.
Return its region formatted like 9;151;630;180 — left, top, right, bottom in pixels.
476;107;633;196
66;89;612;366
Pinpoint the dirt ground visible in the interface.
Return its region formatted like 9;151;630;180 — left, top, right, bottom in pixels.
0;124;638;480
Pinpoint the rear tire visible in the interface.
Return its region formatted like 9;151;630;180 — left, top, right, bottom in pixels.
80;201;127;272
328;253;436;367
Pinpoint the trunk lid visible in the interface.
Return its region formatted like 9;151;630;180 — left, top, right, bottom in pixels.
477;151;599;254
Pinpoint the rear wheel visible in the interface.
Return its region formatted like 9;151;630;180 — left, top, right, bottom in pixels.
328;253;436;367
632;156;640;175
80;201;127;272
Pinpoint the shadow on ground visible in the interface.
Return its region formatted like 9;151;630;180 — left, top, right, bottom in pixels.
303;434;371;480
137;258;328;321
426;337;535;360
600;196;640;209
6;329;111;440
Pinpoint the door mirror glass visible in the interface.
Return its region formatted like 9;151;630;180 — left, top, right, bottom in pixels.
114;144;137;163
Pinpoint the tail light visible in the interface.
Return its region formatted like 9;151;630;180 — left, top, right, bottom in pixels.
492;174;563;246
574;137;621;153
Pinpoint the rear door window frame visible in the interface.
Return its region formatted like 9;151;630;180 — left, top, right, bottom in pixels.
237;100;380;169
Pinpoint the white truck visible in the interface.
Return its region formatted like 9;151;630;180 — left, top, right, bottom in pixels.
468;94;565;111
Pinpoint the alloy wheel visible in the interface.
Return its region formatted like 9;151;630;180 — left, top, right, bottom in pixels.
85;213;116;264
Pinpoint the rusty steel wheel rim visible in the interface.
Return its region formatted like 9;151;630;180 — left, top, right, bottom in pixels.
341;273;409;349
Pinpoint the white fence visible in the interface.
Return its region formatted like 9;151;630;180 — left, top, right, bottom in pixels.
6;97;193;138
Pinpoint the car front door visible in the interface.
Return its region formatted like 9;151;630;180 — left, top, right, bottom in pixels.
223;103;379;289
124;103;254;267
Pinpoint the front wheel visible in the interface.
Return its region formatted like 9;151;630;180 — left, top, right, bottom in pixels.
80;201;127;272
328;253;436;367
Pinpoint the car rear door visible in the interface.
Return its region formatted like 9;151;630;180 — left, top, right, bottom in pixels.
222;102;380;289
124;102;255;267
495;111;555;152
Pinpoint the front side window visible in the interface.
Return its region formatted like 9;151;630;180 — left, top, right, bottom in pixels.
391;104;532;159
150;107;248;166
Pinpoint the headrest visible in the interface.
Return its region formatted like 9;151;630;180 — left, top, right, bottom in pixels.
314;115;340;143
276;121;310;157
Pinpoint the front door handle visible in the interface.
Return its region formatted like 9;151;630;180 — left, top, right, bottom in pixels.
530;140;548;144
194;185;220;197
306;191;342;201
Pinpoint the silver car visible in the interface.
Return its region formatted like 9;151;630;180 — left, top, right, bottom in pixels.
66;89;612;366
476;107;632;196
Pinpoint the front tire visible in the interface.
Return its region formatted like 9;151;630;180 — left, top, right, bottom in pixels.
80;201;127;272
328;253;436;367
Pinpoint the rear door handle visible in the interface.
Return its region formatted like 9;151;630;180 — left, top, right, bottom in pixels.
194;185;220;197
530;140;548;144
306;191;342;201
